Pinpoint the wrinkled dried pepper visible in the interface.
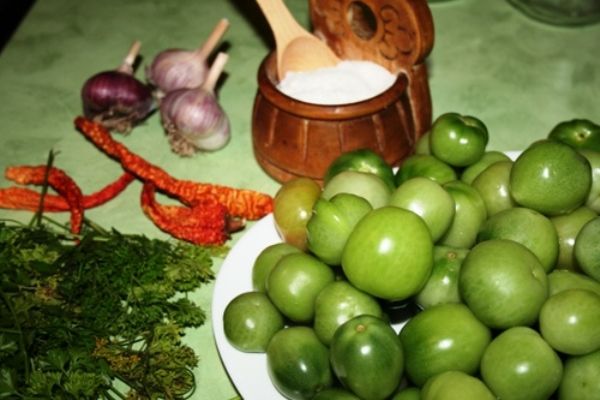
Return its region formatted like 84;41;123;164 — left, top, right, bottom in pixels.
3;165;85;234
0;117;274;245
0;187;70;211
140;183;235;245
74;116;273;220
0;168;134;211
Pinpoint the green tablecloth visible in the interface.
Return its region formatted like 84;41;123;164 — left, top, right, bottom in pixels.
0;0;598;398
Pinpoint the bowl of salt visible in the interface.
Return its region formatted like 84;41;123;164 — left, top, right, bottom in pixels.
252;0;435;183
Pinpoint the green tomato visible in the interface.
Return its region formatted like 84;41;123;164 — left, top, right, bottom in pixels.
322;170;392;209
471;160;517;216
399;303;491;386
267;326;333;400
548;118;600;152
429;112;489;167
574;216;600;281
459;239;548;329
461;150;512;184
394;154;457;186
389;177;455;242
312;388;361;400
421;371;495;400
313;280;383;346
274;177;322;250
510;139;592;216
223;291;285;352
341;207;433;301
480;326;563;400
580;149;600;213
551;206;597;271
323;148;396;190
390;387;421;400
478;207;559;273
559;349;600;400
266;252;335;323
414;130;431;155
252;243;301;292
547;269;600;297
438;180;487;248
306;193;372;266
330;315;404;400
415;245;469;309
539;289;600;355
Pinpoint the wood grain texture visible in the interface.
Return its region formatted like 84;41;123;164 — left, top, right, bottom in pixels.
252;0;434;184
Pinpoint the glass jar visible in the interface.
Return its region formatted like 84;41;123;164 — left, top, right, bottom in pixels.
507;0;600;26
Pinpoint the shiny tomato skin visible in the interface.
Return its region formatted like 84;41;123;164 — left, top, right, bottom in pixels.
323;148;396;191
267;326;333;400
559;348;600;400
341;207;433;301
330;315;404;400
480;326;563;400
273;177;321;250
539;288;600;355
399;303;491;386
429;112;489;167
548;118;600;152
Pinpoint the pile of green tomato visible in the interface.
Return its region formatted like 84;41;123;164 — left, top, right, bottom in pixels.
222;113;600;400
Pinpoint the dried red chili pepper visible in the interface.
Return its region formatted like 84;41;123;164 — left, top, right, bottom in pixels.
0;168;135;211
141;183;233;245
4;165;84;234
74;116;273;220
0;187;65;211
80;171;135;208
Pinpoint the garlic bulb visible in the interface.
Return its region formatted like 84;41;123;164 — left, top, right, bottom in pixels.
147;19;229;98
147;49;208;96
160;89;230;155
159;52;231;155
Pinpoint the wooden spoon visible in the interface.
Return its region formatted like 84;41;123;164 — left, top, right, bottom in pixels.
256;0;341;81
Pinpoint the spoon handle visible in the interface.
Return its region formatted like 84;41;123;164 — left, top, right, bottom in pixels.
255;0;307;48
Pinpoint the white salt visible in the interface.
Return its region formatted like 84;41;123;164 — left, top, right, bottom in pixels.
277;60;397;105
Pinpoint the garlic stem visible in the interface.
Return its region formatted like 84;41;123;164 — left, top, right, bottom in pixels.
202;52;229;93
196;18;230;60
117;40;142;75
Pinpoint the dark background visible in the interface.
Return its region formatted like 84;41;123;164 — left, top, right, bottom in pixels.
1;1;36;52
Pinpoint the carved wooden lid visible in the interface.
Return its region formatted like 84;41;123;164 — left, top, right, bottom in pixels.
309;0;434;73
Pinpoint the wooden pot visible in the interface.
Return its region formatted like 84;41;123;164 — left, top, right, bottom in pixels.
252;0;435;183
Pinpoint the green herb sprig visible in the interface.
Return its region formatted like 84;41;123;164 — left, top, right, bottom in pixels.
0;217;220;399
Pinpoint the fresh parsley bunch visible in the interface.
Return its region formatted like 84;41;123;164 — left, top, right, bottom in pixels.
0;219;218;399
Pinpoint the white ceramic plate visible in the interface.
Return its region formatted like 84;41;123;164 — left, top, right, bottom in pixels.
212;214;284;400
212;151;523;400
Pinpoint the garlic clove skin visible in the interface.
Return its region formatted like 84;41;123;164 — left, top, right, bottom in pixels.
160;87;230;156
147;49;208;99
148;19;230;99
190;113;230;151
